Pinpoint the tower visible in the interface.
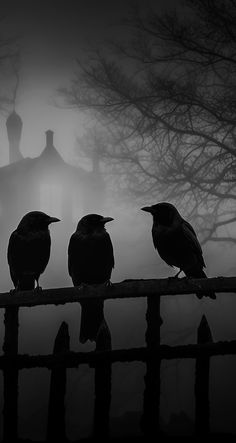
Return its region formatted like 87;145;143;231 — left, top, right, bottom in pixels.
45;129;54;147
6;110;23;164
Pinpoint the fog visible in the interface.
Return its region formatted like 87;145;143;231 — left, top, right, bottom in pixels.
0;1;236;440
1;186;236;440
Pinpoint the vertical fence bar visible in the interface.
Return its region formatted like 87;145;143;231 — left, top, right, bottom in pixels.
195;315;213;437
141;295;162;437
3;306;19;442
47;321;70;442
93;320;112;439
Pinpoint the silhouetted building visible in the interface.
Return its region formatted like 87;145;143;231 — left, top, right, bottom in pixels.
0;113;106;237
6;110;23;164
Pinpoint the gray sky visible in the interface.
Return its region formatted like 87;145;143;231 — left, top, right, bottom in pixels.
0;1;125;164
3;3;234;440
0;0;175;165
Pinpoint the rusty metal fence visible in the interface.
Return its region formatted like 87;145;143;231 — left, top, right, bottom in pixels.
1;276;236;441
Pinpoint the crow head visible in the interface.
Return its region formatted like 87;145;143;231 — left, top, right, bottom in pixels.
17;211;60;232
77;214;114;233
141;202;180;226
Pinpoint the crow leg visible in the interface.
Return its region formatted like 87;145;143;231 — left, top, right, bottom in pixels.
174;269;182;278
10;280;20;294
168;269;183;281
104;279;113;287
35;279;42;292
77;283;89;290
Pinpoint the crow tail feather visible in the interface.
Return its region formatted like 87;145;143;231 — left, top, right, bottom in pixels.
79;299;105;343
186;269;216;300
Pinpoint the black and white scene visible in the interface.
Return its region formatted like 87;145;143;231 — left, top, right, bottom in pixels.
0;1;236;441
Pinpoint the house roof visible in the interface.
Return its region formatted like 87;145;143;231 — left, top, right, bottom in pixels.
0;130;91;189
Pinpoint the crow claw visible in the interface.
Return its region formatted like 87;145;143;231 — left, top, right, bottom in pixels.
105;280;113;287
35;285;42;292
77;283;89;291
77;284;84;291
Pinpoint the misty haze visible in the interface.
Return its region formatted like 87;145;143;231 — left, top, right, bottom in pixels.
0;0;236;441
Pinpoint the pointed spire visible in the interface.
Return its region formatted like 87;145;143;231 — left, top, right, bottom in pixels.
40;129;64;164
6;110;23;164
45;130;54;147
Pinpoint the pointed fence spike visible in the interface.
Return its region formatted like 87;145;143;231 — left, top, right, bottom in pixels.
141;295;162;437
53;321;70;354
93;321;112;439
47;321;70;442
3;307;19;441
195;315;214;437
198;315;213;344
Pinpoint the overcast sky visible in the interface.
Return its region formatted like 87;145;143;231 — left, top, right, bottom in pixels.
1;3;236;440
0;0;175;165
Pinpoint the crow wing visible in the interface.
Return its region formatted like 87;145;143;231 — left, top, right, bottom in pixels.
68;230;114;285
8;229;51;285
181;220;206;268
152;218;205;270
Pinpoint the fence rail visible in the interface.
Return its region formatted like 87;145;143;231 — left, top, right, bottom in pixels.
0;276;236;308
1;276;236;441
1;339;236;370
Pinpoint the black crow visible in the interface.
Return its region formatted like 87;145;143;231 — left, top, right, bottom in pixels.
141;202;216;299
8;211;60;291
68;214;114;343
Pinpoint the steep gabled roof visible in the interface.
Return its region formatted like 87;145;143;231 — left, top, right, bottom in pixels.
0;130;91;189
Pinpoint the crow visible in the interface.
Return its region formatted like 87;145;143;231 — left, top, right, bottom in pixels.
7;211;60;291
141;202;216;299
68;214;114;344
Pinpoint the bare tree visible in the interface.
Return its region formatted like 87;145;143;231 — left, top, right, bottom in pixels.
0;12;19;113
59;0;236;244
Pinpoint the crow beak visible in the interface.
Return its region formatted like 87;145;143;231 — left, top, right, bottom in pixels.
48;217;60;224
101;217;114;224
141;206;153;213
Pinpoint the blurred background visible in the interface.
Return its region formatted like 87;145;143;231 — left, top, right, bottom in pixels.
0;0;236;440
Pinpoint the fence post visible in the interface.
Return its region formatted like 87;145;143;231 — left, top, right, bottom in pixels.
47;321;70;442
195;314;213;437
141;295;162;436
3;306;19;442
93;320;112;439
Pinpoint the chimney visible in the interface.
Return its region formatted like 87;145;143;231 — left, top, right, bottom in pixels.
45;129;54;147
6;110;23;164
